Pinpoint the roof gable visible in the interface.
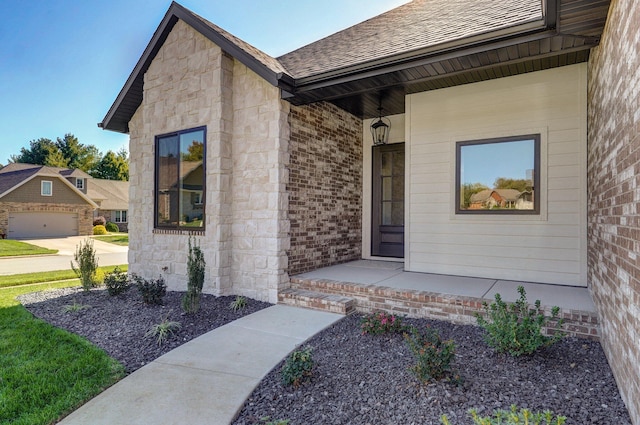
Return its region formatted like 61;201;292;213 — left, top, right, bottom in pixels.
0;166;98;207
99;1;294;133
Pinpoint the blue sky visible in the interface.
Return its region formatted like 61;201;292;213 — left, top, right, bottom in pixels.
0;0;408;165
460;139;535;188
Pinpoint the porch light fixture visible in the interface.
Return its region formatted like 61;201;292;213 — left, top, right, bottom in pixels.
370;100;391;146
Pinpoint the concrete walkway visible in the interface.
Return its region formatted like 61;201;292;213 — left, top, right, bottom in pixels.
59;305;342;425
0;236;128;276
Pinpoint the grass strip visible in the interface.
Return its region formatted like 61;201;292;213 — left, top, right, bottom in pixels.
0;240;58;257
0;281;125;425
93;234;129;246
0;265;128;288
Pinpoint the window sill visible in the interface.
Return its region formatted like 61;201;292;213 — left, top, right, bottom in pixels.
153;228;205;236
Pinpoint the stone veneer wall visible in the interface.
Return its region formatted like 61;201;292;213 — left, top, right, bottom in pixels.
587;0;639;423
128;20;288;303
287;102;363;275
0;202;94;236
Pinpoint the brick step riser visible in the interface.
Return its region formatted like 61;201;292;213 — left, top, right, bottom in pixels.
290;277;599;340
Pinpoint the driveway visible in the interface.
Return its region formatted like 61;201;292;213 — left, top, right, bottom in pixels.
0;236;128;276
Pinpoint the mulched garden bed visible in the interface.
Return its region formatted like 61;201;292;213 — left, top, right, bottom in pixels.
232;314;631;425
18;287;271;373
18;288;631;424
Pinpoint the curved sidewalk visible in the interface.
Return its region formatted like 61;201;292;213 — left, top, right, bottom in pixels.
59;305;342;425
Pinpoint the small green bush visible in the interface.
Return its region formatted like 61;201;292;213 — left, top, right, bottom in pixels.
229;295;247;312
182;237;205;313
441;404;567;425
476;286;565;356
104;266;130;296
361;311;406;335
404;326;456;384
145;314;181;346
93;225;108;235
131;274;167;305
281;347;313;387
105;221;119;233
61;299;91;313
71;238;99;291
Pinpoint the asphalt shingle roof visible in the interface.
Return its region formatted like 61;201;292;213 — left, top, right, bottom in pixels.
277;0;542;78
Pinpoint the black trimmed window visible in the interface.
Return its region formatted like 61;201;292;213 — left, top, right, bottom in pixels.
155;127;206;229
456;134;540;214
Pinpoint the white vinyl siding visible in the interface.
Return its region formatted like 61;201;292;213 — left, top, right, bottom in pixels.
405;64;587;286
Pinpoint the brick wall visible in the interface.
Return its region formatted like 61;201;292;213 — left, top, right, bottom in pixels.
587;0;640;423
287;102;363;275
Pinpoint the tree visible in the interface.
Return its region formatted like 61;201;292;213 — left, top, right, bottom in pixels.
91;149;129;181
493;177;532;192
10;138;67;167
56;134;101;172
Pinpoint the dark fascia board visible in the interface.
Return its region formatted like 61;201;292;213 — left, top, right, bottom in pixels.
292;18;550;93
99;2;292;133
290;1;561;93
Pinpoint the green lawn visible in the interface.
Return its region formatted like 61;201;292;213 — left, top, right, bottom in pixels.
93;233;129;246
0;275;126;425
0;240;58;257
0;264;128;288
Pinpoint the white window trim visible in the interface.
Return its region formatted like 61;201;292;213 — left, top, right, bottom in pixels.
76;178;84;189
41;180;52;196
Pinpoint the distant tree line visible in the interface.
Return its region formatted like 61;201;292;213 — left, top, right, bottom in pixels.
6;134;128;181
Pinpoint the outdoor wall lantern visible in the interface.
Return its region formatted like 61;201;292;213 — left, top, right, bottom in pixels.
370;100;391;146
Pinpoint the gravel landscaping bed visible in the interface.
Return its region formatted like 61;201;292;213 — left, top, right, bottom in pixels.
233;314;631;425
18;288;631;424
18;287;270;373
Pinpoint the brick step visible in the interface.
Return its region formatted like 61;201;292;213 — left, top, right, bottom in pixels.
278;288;355;315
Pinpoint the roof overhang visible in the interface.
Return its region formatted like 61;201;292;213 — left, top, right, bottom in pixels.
285;0;610;119
100;0;610;131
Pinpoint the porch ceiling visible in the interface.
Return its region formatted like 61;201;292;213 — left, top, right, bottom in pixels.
288;0;610;119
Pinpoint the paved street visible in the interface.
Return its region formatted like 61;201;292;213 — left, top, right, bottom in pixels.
0;236;128;276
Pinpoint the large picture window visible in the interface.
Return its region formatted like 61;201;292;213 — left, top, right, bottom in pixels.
155;127;205;229
456;134;540;214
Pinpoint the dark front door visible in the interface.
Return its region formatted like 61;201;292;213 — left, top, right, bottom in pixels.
372;143;405;258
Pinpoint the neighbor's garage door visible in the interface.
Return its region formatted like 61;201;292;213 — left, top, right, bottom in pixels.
8;212;78;238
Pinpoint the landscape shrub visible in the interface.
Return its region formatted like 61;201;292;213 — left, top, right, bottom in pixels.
475;286;565;356
93;216;106;226
145;313;181;346
404;325;456;384
71;238;99;291
229;295;247;312
104;266;130;296
360;311;406;335
93;225;108;235
181;237;205;313
105;221;119;233
131;274;167;305
281;347;314;388
441;404;567;425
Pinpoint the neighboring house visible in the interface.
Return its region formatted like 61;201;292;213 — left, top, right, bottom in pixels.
468;189;522;209
99;1;639;422
0;163;97;238
87;178;130;232
0;163;130;236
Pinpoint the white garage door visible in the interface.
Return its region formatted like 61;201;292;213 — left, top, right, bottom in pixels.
8;212;78;239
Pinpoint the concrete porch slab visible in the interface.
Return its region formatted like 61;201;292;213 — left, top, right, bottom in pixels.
486;280;596;312
379;271;496;299
298;263;403;284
